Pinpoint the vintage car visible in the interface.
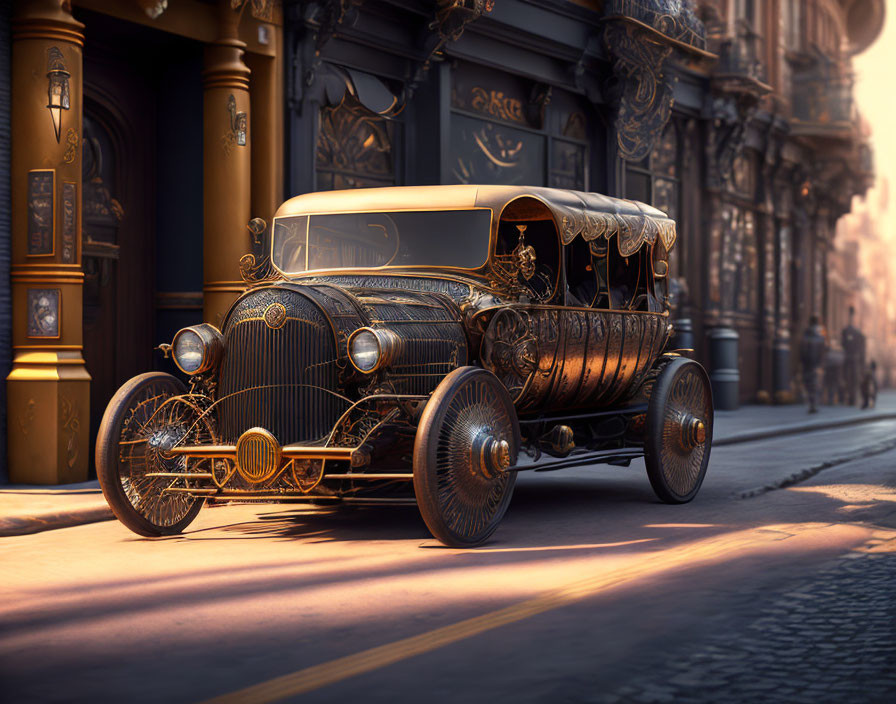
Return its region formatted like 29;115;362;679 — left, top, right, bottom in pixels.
96;185;713;547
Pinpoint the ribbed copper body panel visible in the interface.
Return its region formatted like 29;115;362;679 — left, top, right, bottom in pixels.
480;306;671;413
217;288;342;445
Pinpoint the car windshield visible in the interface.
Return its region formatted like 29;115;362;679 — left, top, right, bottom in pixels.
271;209;491;273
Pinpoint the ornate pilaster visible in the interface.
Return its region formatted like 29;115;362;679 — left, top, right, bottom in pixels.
757;125;784;402
7;0;90;484
771;162;795;404
601;1;708;162
699;69;769;410
203;2;252;326
603;21;675;163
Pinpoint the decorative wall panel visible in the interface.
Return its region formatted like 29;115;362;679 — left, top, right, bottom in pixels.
61;182;76;264
27;170;54;256
450;114;545;186
27;289;60;338
316;95;396;190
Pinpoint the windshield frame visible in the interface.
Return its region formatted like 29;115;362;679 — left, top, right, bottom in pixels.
269;206;495;277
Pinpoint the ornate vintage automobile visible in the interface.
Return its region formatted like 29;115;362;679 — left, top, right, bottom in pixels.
96;185;713;547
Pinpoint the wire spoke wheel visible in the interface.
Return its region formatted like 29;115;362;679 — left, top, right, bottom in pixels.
414;367;520;547
644;358;713;504
97;372;214;536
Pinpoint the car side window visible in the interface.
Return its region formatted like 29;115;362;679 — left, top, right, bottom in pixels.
598;239;658;312
566;236;605;308
495;218;560;303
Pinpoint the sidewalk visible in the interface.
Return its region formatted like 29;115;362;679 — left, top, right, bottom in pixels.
713;390;896;446
0;480;111;537
2;392;895;537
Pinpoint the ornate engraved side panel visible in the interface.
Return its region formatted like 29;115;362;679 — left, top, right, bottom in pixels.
481;305;670;413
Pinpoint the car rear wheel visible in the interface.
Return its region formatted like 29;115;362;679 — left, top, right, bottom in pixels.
96;372;212;536
413;366;520;547
644;357;714;503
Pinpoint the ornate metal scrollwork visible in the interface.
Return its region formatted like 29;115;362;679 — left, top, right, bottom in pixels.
481;308;538;403
405;0;495;99
703;92;758;190
239;217;282;285
489;227;553;303
604;21;676;163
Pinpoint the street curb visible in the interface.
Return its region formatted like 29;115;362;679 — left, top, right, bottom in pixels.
0;504;113;537
714;411;896;447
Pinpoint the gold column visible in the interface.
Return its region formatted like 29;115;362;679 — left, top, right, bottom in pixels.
203;6;251;326
7;0;90;485
246;39;283;224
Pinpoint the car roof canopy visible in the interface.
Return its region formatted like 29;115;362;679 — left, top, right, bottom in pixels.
276;185;676;258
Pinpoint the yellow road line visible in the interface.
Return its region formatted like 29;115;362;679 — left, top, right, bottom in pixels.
204;523;862;704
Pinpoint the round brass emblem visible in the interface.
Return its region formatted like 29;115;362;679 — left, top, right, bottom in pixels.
263;302;287;329
235;427;282;483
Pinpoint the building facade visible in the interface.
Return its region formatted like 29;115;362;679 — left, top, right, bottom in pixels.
0;0;885;482
283;0;883;409
0;0;285;483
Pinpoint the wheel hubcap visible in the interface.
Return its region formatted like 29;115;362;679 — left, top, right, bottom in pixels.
472;432;511;479
679;414;706;450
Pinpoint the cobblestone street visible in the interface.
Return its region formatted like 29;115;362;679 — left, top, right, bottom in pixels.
601;551;896;704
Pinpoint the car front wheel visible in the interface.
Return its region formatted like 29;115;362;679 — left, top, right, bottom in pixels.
413;366;520;547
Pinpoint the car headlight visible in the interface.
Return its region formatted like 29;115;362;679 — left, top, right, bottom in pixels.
347;327;399;374
171;324;224;375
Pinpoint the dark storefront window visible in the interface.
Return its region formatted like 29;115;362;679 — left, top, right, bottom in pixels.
624;124;679;218
718;152;760;316
449;62;589;190
316;94;398;190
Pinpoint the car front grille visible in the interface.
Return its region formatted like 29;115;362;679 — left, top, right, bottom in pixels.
217;287;342;445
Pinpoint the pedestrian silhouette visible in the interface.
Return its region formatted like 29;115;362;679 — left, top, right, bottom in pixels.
841;306;865;406
800;315;826;414
861;360;878;410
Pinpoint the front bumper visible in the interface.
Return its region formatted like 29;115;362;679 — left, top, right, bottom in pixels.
170;444;356;462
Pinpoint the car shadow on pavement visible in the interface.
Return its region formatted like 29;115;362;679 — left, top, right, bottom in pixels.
4;477;889;647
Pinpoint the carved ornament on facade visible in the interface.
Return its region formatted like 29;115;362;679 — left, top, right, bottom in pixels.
602;1;709;163
603;21;675;163
703;91;757;190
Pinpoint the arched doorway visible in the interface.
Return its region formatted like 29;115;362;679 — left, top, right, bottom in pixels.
81;79;156;467
78;8;205;471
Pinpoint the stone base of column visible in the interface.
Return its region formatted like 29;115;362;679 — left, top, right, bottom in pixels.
708;326;740;411
7;351;90;484
772;334;794;404
670;317;694;354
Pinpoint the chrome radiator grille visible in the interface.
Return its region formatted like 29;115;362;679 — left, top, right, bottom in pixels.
217;288;342;445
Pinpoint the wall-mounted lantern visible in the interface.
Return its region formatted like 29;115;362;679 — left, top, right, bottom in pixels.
228;94;247;147
46;47;70;144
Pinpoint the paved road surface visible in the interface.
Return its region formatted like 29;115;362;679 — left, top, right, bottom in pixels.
1;421;894;703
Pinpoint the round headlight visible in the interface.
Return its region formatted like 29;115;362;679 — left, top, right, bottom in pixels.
348;327;399;374
171;324;224;375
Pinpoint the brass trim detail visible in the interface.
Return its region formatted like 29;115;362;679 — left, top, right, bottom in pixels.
171;324;225;375
235;427;282;484
346;326;401;374
263;302;287;329
171;443;356;462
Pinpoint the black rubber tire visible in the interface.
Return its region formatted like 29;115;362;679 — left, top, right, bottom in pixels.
413;366;520;548
96;372;203;537
644;357;714;504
